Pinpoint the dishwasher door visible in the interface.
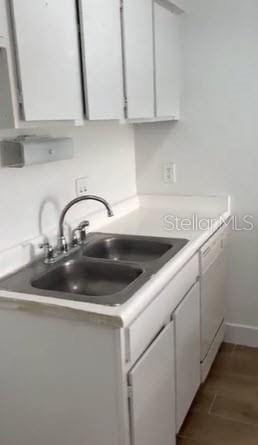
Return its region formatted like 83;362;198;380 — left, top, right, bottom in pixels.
200;225;228;361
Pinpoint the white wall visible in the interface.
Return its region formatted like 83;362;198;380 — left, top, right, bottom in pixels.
0;122;136;253
135;0;258;328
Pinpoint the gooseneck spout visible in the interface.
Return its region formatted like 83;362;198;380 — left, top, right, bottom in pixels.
58;195;113;251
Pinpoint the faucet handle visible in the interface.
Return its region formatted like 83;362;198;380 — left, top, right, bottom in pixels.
71;227;81;247
78;220;90;229
39;242;55;264
78;220;90;242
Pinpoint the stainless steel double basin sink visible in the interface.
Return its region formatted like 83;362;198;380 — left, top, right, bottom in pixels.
0;233;188;306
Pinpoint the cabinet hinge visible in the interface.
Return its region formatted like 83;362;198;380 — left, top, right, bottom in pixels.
127;385;133;399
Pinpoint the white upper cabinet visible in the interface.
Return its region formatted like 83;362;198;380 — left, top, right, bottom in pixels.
4;0;184;124
11;0;83;122
122;0;155;119
78;0;124;120
154;1;181;119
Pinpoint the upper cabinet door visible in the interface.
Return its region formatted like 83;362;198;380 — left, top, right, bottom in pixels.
0;0;7;39
78;0;124;120
11;0;83;122
122;0;155;119
154;1;181;119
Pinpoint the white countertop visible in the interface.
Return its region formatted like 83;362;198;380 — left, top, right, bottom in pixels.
0;194;231;327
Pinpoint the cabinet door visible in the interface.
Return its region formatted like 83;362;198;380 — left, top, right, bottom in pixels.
154;1;181;118
0;48;14;128
128;322;176;445
174;283;201;432
11;0;83;121
78;0;124;120
122;0;155;119
0;0;7;39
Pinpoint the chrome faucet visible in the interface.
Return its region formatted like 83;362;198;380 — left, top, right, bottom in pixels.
58;195;114;253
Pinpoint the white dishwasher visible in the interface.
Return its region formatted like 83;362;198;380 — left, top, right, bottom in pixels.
200;225;228;381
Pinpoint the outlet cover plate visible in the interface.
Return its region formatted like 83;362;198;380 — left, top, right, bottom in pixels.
75;176;88;196
163;162;176;184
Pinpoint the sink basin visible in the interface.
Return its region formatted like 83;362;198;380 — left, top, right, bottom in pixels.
0;233;188;307
31;259;143;304
83;237;171;262
83;233;188;268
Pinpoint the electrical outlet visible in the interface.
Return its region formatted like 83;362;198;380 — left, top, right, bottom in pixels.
75;176;88;196
163;162;176;184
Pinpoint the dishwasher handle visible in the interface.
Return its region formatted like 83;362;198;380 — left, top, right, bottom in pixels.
202;246;211;258
200;226;227;274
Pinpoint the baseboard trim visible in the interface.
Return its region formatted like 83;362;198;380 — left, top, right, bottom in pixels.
225;323;258;348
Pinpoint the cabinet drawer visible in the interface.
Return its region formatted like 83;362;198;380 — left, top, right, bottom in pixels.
126;254;199;364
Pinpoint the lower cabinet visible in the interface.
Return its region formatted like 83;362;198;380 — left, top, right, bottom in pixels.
174;282;201;431
128;322;176;445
